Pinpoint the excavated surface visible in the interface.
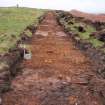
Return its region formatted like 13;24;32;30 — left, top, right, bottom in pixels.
2;12;104;105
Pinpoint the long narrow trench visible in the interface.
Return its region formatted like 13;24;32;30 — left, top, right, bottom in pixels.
2;12;103;105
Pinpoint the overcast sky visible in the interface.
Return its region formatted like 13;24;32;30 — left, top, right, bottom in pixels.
0;0;105;13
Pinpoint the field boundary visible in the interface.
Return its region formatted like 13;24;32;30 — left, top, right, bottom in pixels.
0;13;46;95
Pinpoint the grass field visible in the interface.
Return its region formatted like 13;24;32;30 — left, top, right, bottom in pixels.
0;7;45;53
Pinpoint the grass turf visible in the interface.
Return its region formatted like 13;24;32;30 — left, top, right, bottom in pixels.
62;18;104;48
0;7;45;53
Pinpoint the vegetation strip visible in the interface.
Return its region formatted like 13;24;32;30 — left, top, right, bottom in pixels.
0;8;46;95
56;11;105;78
0;7;45;54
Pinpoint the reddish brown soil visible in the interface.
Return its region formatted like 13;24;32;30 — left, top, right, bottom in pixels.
70;10;105;22
2;12;104;105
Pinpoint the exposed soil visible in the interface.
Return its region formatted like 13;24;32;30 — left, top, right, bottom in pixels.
2;12;105;105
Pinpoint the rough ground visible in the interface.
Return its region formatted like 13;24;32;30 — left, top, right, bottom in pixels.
2;12;104;105
70;10;105;22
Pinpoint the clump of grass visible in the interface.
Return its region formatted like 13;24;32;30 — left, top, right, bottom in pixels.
24;30;32;37
79;25;95;39
0;7;45;53
64;18;104;48
89;38;104;48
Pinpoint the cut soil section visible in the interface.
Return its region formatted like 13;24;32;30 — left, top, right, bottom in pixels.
2;12;104;105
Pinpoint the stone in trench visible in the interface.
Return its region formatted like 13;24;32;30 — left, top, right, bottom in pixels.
68;96;77;105
44;59;53;63
71;76;89;85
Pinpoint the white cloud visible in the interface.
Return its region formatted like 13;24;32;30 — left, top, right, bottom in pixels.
0;0;105;13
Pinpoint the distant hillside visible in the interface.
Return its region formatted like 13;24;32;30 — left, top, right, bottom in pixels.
70;10;105;22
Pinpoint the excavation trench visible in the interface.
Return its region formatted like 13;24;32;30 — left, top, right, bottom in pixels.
2;12;105;105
